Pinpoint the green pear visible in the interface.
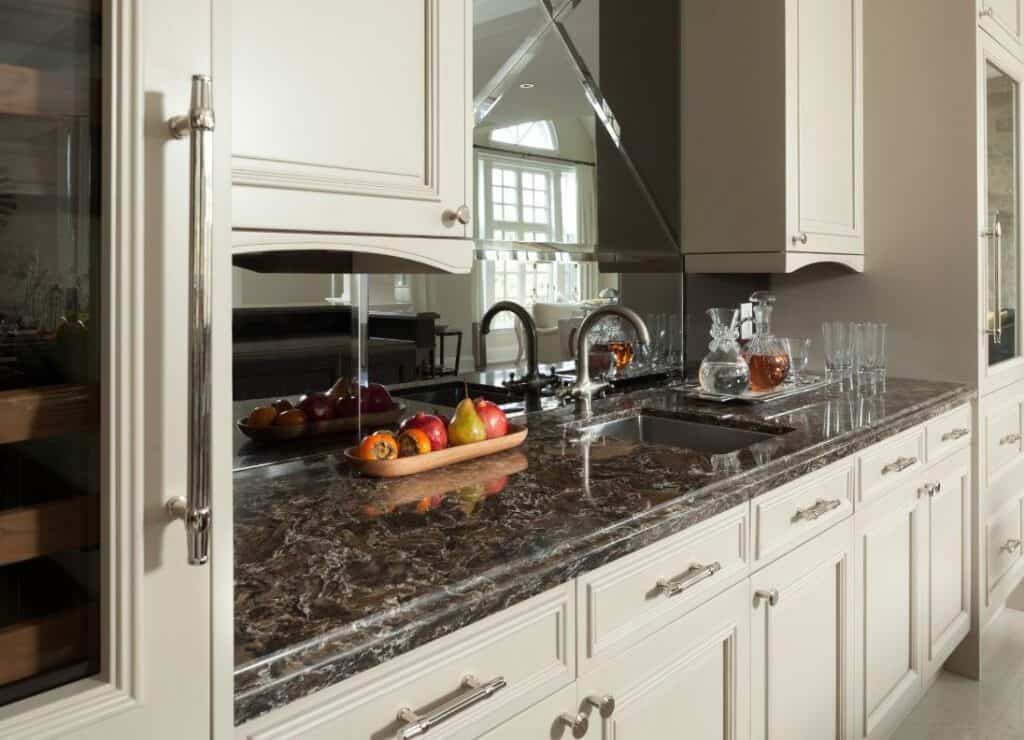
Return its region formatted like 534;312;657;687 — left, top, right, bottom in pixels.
448;397;487;446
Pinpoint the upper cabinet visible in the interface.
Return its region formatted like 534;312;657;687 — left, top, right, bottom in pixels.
682;0;864;274
980;0;1024;53
230;1;474;269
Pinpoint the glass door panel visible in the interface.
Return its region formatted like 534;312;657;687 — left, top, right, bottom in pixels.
0;0;102;707
986;61;1021;368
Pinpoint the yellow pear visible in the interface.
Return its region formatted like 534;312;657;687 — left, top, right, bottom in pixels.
448;397;487;446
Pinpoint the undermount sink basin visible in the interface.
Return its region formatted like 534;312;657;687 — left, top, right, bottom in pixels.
391;382;523;410
580;412;787;456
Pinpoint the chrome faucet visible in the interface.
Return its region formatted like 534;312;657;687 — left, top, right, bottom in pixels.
570;305;651;413
479;301;545;389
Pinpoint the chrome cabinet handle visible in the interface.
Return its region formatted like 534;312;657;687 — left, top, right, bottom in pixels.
980;6;995;18
792;498;842;523
585;694;616;717
165;74;215;567
754;589;780;608
656;562;722;597
557;712;589;738
1001;539;1022;554
792;232;808;245
941;428;970;442
395;675;506;739
984;216;1003;343
1000;433;1022;446
882;456;918;475
442;204;471;227
920;482;942;498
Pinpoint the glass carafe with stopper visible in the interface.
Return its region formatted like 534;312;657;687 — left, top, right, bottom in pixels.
744;291;790;392
699;308;751;395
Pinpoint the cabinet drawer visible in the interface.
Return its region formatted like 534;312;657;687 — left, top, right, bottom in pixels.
577;504;749;673
239;585;574;740
753;460;855;566
476;686;577;740
986;404;1022;485
986;499;1023;598
858;427;926;506
926;404;972;462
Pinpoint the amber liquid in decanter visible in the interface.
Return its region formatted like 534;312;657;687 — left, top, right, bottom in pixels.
746;353;790;392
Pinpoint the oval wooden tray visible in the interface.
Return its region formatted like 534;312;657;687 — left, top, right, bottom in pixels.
344;424;528;478
237;404;405;443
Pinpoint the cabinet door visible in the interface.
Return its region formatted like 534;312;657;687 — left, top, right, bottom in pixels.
852;485;925;740
231;0;472;239
924;453;971;682
474;686;577;740
786;0;863;255
980;0;1024;54
578;580;750;740
751;519;854;740
979;36;1024;392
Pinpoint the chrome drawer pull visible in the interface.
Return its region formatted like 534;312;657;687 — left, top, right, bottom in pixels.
882;456;918;475
656;562;722;597
395;675;506;739
754;589;780;608
792;498;842;523
585;694;617;717
557;712;589;738
941;428;970;442
1001;539;1022;554
1000;433;1022;446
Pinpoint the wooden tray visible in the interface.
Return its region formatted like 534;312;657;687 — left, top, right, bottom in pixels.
345;424;528;478
237;404;405;443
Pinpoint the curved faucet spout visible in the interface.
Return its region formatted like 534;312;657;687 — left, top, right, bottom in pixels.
571;305;651;413
479;301;542;387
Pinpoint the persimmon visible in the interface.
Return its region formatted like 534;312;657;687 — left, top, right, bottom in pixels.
357;431;398;461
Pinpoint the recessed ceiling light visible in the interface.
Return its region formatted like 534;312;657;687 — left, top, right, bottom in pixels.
519;82;536;89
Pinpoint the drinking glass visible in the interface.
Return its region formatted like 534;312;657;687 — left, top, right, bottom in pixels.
822;321;855;393
781;337;812;385
854;322;887;394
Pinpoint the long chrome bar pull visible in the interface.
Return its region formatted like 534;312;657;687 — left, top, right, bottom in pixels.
166;75;215;566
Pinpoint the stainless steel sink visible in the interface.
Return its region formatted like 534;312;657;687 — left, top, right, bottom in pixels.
580;413;786;456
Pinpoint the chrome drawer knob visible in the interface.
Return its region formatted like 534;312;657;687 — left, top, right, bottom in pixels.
442;204;471;227
792;232;808;245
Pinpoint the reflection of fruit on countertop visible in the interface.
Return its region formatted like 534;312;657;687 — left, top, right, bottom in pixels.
246;406;277;428
448;398;486;446
273;408;307;426
454;482;488;514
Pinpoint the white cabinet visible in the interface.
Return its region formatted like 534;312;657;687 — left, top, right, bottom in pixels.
231;1;474;252
980;0;1024;56
577;580;750;740
923;451;972;682
682;0;863;274
852;482;926;740
750;519;855;740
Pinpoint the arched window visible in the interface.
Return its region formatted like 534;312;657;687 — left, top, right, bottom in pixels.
489;120;558;151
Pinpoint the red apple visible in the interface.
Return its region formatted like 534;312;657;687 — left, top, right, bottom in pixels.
335;394;360;418
399;412;448;451
473;398;508;439
297;391;337;422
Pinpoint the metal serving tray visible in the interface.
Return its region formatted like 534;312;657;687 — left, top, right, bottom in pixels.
674;374;833;404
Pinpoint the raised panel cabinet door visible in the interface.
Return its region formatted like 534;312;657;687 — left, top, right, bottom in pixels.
231;0;472;239
852;485;925;740
787;0;863;254
579;580;750;740
924;454;971;682
979;0;1024;49
751;519;854;740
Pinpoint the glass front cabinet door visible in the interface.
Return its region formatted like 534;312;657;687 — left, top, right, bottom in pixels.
0;2;229;739
981;37;1024;392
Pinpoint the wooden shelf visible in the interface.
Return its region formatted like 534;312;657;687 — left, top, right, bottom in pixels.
0;495;98;567
0;384;93;445
0;605;94;687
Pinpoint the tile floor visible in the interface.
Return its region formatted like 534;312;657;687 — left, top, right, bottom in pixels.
894;608;1024;739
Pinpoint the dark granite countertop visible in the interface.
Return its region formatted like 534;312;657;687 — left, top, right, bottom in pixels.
233;377;973;724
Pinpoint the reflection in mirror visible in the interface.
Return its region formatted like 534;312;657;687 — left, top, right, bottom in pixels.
472;0;679;261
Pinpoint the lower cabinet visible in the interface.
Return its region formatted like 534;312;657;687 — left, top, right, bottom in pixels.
853;479;926;740
750;518;855;740
576;579;750;740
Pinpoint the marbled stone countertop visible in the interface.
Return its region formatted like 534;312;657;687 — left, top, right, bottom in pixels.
234;378;973;724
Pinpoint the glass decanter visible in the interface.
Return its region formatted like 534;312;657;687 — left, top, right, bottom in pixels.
743;291;790;392
699;308;750;395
